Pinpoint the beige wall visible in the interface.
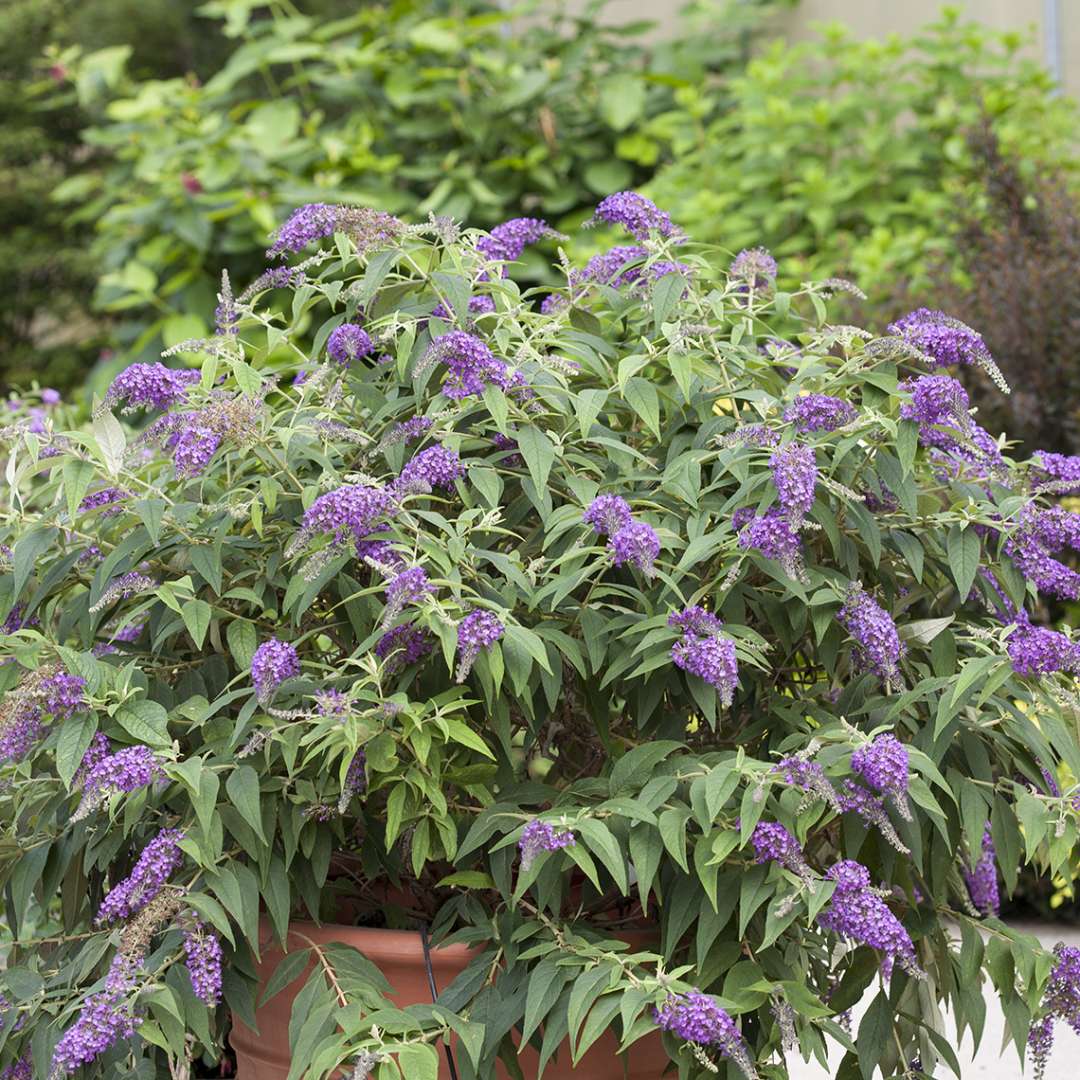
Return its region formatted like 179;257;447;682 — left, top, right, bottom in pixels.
566;0;1080;98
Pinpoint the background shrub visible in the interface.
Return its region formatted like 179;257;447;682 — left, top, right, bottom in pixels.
55;0;774;392
646;11;1079;306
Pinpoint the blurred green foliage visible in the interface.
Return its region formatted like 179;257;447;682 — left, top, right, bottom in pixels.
647;9;1080;305
59;0;773;384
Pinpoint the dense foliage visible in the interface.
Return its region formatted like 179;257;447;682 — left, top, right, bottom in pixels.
3;193;1080;1079
646;11;1079;306
59;0;771;390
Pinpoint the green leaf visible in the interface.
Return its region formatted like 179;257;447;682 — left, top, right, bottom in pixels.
652;272;687;333
226;765;265;843
599;72;646;131
576;819;628;895
623;377;661;441
63;459;96;522
227;619;258;672
856;992;893;1080
56;713;97;788
116;698;170;747
516;425;556;494
13;528;56;600
135;499;167;544
181;598;212;649
946;524;980;600
658;807;691;873
522;957;564;1044
92;411;126;477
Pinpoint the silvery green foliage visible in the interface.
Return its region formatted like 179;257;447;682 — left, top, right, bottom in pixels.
1;204;1079;1080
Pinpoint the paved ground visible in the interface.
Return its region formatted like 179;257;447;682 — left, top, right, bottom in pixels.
787;922;1080;1080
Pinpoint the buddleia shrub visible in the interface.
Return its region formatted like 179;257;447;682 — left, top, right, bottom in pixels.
3;192;1080;1080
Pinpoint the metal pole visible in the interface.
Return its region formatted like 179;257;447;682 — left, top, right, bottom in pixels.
1044;0;1063;93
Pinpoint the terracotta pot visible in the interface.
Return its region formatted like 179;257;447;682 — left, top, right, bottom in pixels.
230;919;669;1079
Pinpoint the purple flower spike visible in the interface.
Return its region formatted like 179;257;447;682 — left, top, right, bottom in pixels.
1008;615;1080;677
1032;450;1080;493
889;308;994;372
730;247;778;290
96;829;185;924
101;363;200;414
783;393;856;433
326;323;374;366
424;330;519;401
736;507;804;580
669;605;739;706
50;952;143;1074
74;745;164;820
653;992;758;1079
589;192;679;241
817;860;924;980
183;919;223;1006
851;734;910;819
375;623;434;673
301;483;397;551
1028;944;1080;1080
963;823;1000;918
610;520;660;576
769;442;817;526
477;217;556;265
251;638;300;703
837;583;904;687
1005;505;1080;601
456;609;504;682
394;445;464;496
518;818;575;870
751;822;813;881
583;494;632;537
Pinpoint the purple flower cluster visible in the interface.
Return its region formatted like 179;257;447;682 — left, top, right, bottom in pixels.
267;203;401;258
542;244;690;314
431;294;497;322
583;494;660;576
1007;615;1080;677
610;520;661;575
736;507;804;580
899;375;1001;471
78;487;129;515
383;566;433;624
456;609;504;682
375;623;434;673
41;672;87;718
963;824;1000;918
102;363;200;413
0;705;44;763
327;323;374;366
0;1056;31;1080
775;754;844;812
1005;505;1080;600
837;781;910;853
653;992;758;1079
75;745;163;819
783;393;856;433
1032;451;1080;493
730;247;778;290
669;606;739;707
490;431;522;466
394;445;464;495
1028;944;1080;1080
751;821;812;880
267;202;341;256
477;217;555;264
769;443;817;526
51;952;143;1074
425;330;519;401
182;920;223;1006
722;423;780;449
589;192;678;240
851;734;910;818
837;583;904;686
171;424;222;478
1;603;34;634
96;829;184;924
341;749;367;803
251;638;300;703
584;494;632;535
384;416;433;446
817;860;924;980
518;819;575;871
888;308;996;371
301;483;397;551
